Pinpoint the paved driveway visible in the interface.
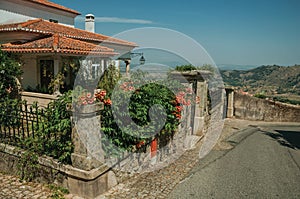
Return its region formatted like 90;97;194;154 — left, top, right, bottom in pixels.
168;124;300;199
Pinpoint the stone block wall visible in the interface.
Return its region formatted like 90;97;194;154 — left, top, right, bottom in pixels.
234;92;300;122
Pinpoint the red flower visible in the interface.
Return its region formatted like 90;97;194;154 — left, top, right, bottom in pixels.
175;113;181;119
176;105;183;112
104;99;112;105
136;140;145;149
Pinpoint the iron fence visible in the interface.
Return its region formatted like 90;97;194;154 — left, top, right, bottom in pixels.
0;100;47;146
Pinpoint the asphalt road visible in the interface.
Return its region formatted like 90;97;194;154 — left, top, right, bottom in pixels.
168;124;300;199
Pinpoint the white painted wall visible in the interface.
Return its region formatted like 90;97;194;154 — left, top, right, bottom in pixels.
0;0;76;26
21;55;38;90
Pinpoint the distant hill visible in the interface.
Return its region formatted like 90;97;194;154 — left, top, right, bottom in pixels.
217;64;258;71
221;65;300;95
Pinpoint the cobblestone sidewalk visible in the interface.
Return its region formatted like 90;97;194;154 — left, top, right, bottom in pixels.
0;172;52;199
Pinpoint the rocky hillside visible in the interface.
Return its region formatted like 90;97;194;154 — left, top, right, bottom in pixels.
221;65;300;95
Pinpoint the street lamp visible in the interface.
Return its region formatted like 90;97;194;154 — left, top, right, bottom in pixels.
128;52;146;65
118;52;146;75
139;55;145;65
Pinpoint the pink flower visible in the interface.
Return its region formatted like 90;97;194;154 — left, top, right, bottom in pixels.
186;87;193;94
86;92;92;98
128;86;135;91
178;91;185;97
88;99;94;104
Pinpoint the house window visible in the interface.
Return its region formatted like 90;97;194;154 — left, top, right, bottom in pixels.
40;60;54;92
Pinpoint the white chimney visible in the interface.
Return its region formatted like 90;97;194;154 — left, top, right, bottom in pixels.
85;14;95;33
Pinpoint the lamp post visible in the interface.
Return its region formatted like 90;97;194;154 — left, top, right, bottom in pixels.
139;55;145;65
118;52;146;75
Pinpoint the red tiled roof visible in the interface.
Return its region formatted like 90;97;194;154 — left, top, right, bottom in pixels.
25;0;80;15
0;19;137;47
1;34;118;56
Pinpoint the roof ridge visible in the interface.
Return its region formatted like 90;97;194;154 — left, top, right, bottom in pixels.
19;18;43;28
26;0;80;15
0;18;136;47
53;33;59;50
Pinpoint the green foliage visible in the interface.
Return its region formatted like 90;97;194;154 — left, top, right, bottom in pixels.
0;49;23;99
17;150;40;182
175;64;197;71
35;91;73;163
17;92;73;164
0;98;21;128
272;96;300;105
254;93;266;99
48;184;69;199
175;64;216;73
48;72;65;94
98;64;120;94
100;70;185;156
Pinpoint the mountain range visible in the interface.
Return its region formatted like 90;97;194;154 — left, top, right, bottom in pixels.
220;65;300;95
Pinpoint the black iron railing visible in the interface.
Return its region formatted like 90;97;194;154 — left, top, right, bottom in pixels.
0;100;47;146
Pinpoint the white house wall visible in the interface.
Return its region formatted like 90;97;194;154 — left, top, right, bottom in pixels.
0;0;75;26
21;55;38;90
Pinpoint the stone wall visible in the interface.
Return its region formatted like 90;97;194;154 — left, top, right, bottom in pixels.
0;143;116;199
234;92;300;122
21;91;57;107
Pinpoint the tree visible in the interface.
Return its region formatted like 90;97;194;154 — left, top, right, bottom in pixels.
98;64;120;95
0;49;23;99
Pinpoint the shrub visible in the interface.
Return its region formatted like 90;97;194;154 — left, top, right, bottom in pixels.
0;49;22;99
99;69;192;156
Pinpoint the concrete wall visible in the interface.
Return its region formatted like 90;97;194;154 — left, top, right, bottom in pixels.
234;92;300;122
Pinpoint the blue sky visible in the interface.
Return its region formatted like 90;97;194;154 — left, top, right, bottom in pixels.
51;0;300;66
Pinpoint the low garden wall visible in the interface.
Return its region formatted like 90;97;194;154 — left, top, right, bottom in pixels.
21;91;58;107
0;143;116;199
234;92;300;122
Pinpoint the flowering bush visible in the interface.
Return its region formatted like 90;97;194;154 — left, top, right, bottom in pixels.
72;86;112;107
100;70;195;155
95;89;112;105
77;91;95;105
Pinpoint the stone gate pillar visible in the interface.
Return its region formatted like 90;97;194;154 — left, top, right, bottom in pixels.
226;88;234;118
71;103;104;170
193;80;208;136
69;103;118;198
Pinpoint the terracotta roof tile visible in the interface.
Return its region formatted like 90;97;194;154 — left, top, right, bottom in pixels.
25;0;80;15
1;34;118;56
0;19;137;47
